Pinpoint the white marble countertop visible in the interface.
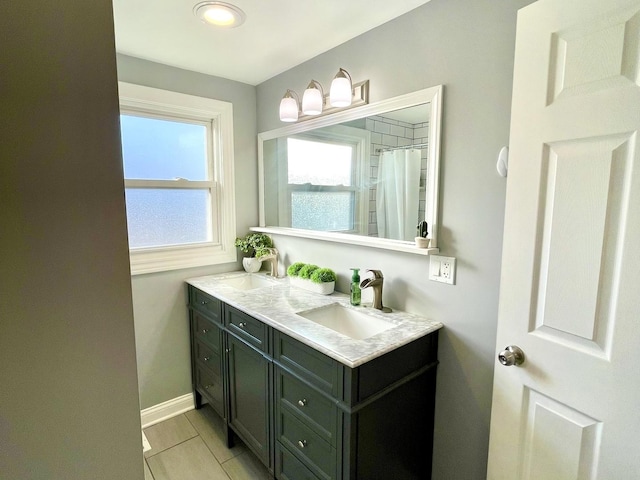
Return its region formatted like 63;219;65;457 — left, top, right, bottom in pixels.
186;272;443;368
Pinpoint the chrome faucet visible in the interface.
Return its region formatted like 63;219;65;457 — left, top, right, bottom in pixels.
261;248;279;277
359;269;392;312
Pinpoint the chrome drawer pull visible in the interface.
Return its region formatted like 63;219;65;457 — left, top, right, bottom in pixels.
297;398;308;407
297;440;307;449
238;322;247;329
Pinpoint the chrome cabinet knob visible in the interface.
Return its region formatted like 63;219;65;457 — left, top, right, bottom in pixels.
204;384;213;390
201;300;208;305
297;398;307;407
202;329;208;334
238;322;247;329
297;440;307;449
498;345;525;366
203;356;210;362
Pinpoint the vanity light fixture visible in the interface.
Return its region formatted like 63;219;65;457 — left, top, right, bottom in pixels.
329;68;353;108
278;69;369;123
279;90;300;123
193;2;246;28
302;80;324;116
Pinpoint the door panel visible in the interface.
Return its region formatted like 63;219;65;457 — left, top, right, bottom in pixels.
227;334;271;467
488;0;640;478
532;135;633;356
520;388;601;480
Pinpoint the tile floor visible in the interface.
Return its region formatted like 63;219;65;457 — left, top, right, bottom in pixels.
143;406;271;480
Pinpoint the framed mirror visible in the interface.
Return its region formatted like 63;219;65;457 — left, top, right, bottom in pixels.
254;85;442;255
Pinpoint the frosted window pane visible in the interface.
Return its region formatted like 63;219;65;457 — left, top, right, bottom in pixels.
287;138;352;185
125;189;210;248
291;192;353;231
120;115;207;180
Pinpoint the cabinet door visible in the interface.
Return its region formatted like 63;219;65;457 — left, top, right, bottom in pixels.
227;333;271;468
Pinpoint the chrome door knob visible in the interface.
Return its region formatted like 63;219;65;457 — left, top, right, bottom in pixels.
498;345;525;366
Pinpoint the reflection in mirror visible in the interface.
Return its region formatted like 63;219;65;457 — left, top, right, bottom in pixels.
257;86;442;255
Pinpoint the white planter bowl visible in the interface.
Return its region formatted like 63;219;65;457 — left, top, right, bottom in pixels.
242;257;262;273
289;276;335;295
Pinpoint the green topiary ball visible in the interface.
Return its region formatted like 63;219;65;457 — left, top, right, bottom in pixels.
286;262;306;277
310;268;336;284
298;264;319;279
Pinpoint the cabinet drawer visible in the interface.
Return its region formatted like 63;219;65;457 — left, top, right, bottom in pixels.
225;306;269;353
274;331;339;397
276;368;336;446
276;442;321;480
195;366;224;417
193;312;222;350
278;408;336;480
194;340;221;376
190;287;222;323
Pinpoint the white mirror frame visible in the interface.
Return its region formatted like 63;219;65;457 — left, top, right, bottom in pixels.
254;85;443;256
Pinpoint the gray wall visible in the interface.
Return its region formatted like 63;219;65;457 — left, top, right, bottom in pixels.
256;0;534;478
116;55;259;409
0;1;143;479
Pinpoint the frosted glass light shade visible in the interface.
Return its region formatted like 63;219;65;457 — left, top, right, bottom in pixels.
279;90;299;122
302;81;323;115
193;2;246;28
329;69;352;107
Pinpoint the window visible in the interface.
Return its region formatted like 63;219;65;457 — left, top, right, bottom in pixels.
280;126;370;234
288;137;356;231
118;82;236;274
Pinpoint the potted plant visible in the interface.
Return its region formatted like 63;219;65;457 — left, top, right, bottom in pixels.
234;233;274;272
287;263;336;295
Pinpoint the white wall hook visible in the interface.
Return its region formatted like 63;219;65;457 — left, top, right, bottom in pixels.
497;146;508;177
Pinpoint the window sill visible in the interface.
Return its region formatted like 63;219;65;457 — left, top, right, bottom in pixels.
129;244;237;275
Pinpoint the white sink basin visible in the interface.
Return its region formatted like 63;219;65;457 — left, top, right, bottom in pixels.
220;274;278;291
297;303;395;340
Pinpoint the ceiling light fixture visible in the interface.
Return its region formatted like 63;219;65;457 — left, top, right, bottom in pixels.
278;69;369;123
193;2;246;28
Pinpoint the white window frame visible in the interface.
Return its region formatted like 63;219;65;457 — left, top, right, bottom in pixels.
279;125;370;234
118;82;236;275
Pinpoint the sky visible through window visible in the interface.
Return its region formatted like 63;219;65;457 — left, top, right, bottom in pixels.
287;138;352;185
120;114;207;180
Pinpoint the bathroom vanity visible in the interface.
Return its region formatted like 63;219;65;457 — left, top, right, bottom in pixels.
187;272;442;480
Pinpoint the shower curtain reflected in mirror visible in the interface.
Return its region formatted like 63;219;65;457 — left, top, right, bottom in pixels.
376;148;421;241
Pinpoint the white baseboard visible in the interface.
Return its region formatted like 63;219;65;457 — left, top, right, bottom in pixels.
140;393;194;429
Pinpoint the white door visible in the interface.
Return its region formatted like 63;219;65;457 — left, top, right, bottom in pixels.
487;0;640;479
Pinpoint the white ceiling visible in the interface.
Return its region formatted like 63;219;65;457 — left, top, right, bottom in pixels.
112;0;431;86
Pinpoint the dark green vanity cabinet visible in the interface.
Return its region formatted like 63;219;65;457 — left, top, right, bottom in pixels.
226;308;272;468
189;289;225;420
188;285;439;480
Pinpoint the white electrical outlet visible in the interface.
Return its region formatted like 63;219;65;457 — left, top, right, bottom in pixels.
429;255;456;285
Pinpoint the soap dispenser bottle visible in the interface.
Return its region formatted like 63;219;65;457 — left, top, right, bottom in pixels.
350;268;361;306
